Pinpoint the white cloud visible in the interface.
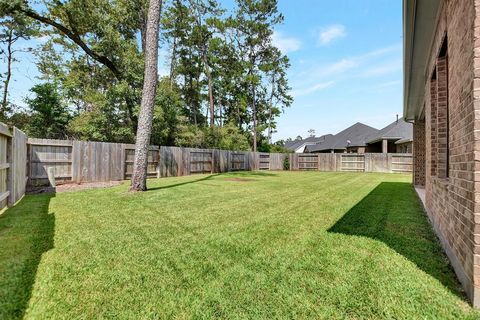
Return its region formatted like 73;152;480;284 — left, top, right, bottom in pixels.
322;58;357;76
292;81;335;97
359;59;402;77
272;31;301;54
317;24;347;46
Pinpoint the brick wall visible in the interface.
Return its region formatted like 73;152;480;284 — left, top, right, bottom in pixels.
419;0;479;306
413;119;425;186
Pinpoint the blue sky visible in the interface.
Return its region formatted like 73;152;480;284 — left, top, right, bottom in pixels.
2;0;402;142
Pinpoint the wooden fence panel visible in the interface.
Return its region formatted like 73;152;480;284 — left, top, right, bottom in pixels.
124;145;159;179
317;154;336;171
269;153;286;170
231;152;246;171
212;150;229;173
72;141;125;183
291;153;412;173
10;128;27;204
159;146;184;177
258;153;270;170
189;149;213;174
340;154;365;172
391;154;413;173
0;123;10;209
28;138;73;186
298;154;319;170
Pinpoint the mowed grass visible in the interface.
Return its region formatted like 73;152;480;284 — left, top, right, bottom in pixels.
1;171;479;319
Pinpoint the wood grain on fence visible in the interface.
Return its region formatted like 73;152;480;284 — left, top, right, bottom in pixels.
10;128;27;204
24;137;412;188
0;123;10;209
28;138;73;186
124;145;159;179
0;124;27;210
290;153;412;173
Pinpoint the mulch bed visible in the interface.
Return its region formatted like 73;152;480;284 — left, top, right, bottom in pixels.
27;181;123;194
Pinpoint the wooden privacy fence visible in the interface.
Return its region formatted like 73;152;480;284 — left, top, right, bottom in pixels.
0;124;27;210
28;138;288;186
290;153;413;173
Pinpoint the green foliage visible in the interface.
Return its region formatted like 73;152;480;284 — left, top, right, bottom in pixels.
204;123;251;151
3;0;293;151
283;154;290;170
0;172;476;318
25;83;71;139
150;79;183;146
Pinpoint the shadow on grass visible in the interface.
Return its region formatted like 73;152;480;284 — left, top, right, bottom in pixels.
328;182;465;299
147;174;218;191
227;171;279;177
0;193;55;319
147;171;279;191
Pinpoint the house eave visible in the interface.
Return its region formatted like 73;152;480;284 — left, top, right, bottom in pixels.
403;0;443;121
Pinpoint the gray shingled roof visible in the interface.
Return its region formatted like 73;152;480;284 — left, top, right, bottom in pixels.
367;118;413;144
284;135;332;152
306;123;379;152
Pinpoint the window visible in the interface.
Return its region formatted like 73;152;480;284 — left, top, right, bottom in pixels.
436;37;449;179
429;35;449;179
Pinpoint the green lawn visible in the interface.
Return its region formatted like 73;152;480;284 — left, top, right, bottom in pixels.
1;171;478;319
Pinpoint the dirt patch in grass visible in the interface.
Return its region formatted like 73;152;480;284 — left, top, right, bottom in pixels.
27;181;123;194
223;178;254;182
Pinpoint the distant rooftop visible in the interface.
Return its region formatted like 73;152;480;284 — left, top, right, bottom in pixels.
367;118;413;144
306;122;379;152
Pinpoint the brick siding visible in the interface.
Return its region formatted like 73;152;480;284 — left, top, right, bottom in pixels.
415;0;480;306
413;119;425;186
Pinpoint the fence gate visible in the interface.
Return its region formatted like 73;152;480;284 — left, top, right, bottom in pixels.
391;154;413;173
340;154;365;172
190;150;213;174
124;147;160;179
258;153;270;170
231;153;246;171
298;154;319;170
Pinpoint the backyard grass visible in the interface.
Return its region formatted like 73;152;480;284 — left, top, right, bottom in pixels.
1;171;479;319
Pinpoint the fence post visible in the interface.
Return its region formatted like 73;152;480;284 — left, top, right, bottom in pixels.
156;148;161;178
6;129;12;206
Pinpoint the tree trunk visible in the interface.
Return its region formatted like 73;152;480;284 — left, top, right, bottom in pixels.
252;85;257;152
205;59;215;127
130;0;163;192
1;30;13;120
267;74;275;144
169;36;177;87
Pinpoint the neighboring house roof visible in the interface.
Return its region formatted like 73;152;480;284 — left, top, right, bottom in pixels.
285;135;332;152
306;123;379;152
367;118;413;144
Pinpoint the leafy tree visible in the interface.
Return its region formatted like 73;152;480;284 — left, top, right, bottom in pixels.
2;0;293;153
25;83;71;139
0;15;37;120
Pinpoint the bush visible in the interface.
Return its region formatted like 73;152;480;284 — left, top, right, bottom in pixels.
283;155;290;170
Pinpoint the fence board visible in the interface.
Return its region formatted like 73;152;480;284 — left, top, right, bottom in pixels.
0;124;8;209
28;138;73;186
9;128;27;204
291;153;411;173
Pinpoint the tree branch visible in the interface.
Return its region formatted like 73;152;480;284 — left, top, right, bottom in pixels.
18;7;124;81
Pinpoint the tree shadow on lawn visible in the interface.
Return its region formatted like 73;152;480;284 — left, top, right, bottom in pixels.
328;182;465;300
0;193;55;319
147;174;219;191
147;171;279;191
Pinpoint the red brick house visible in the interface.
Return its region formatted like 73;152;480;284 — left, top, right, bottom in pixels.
404;0;480;307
